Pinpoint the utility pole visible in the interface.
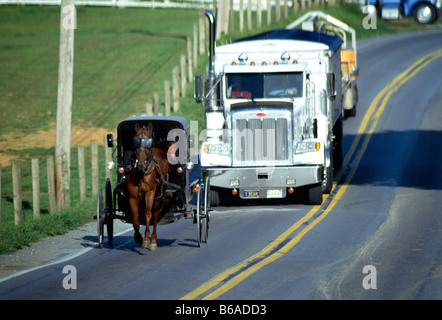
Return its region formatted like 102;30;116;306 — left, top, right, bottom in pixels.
55;0;76;211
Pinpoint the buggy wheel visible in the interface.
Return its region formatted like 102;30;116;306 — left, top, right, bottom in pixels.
97;188;105;249
196;186;202;247
105;178;114;246
203;176;210;243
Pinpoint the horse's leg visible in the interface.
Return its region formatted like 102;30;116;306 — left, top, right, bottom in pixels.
150;204;160;251
128;195;143;244
143;189;155;249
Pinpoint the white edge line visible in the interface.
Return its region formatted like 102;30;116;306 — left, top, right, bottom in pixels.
0;227;133;284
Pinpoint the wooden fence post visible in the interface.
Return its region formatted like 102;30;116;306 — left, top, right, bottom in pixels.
32;158;40;219
284;0;288;19
199;10;206;55
146;102;153;116
247;0;252;30
78;146;86;202
12;161;23;225
193;23;198;68
229;0;234;34
47;156;56;214
153;93;159;115
180;54;186;97
239;0;244;32
187;37;193;82
276;0;281;22
91;139;98;196
267;0;271;25
172;66;180;112
164;80;171;116
217;0;228;38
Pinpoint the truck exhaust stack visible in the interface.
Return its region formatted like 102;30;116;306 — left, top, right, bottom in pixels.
205;10;216;75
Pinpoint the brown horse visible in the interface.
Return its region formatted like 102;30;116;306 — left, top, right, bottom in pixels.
125;122;170;250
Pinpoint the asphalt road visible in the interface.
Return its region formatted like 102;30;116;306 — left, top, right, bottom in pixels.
0;29;441;303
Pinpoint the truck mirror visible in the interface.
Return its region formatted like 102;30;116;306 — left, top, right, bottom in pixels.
106;134;114;148
352;66;359;77
194;75;204;103
327;73;336;100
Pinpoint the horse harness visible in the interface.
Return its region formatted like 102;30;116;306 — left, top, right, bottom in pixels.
131;126;169;202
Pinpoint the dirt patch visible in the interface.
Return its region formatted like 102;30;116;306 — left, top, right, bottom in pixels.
0;123;114;166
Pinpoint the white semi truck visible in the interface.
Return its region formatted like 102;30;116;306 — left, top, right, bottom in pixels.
195;10;358;205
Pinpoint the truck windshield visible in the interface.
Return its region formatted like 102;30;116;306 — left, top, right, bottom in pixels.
226;72;303;99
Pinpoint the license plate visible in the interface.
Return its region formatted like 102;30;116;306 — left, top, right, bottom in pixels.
243;190;259;198
267;189;283;198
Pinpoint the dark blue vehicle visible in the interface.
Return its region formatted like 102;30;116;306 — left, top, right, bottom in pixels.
367;0;441;24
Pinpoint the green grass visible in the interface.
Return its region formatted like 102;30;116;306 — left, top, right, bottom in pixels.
0;197;96;254
0;3;435;254
0;6;201;136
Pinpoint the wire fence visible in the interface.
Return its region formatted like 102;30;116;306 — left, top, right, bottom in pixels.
1;0;210;9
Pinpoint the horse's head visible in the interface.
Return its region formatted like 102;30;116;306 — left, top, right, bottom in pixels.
133;122;153;171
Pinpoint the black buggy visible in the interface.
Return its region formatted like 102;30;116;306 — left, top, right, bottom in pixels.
96;116;210;248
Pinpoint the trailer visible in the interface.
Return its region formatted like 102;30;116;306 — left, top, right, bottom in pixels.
288;10;359;118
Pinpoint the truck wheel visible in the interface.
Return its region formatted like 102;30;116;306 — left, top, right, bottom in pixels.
308;184;323;205
332;115;343;171
414;3;436;24
349;104;356;118
344;83;357;118
210;189;220;207
323;164;334;194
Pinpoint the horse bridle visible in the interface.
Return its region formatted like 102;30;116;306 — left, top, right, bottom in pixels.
133;126;154;173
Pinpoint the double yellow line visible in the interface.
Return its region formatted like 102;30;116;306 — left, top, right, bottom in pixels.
181;49;442;300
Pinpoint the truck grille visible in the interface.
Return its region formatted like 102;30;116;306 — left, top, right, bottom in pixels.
233;116;290;166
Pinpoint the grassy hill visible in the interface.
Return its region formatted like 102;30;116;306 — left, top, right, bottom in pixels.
0;6;201;137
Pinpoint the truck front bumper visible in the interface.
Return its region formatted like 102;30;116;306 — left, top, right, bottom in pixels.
204;166;323;199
